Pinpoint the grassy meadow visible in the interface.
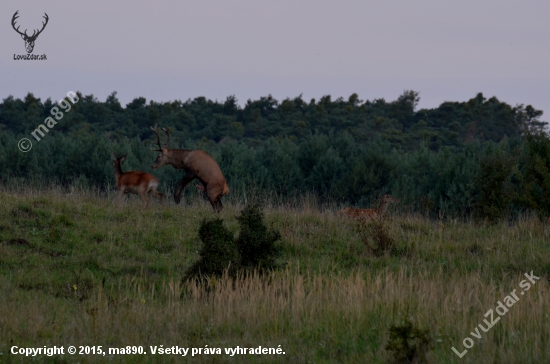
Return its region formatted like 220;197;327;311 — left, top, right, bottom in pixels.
0;185;549;363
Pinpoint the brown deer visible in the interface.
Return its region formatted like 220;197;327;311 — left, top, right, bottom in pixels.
112;153;163;207
338;193;399;222
150;125;229;212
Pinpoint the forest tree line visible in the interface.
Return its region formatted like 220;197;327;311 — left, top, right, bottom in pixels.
1;90;549;220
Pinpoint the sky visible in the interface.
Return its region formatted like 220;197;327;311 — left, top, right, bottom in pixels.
1;0;549;119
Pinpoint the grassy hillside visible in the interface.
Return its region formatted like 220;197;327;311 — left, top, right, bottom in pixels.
0;186;549;363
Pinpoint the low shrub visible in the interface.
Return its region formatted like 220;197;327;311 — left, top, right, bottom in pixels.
235;203;282;270
356;220;397;256
184;204;282;281
184;218;240;280
385;317;433;364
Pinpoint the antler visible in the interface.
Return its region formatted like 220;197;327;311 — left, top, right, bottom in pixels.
150;124;163;151
11;11;49;40
150;125;172;150
11;11;26;37
161;127;171;148
31;13;49;39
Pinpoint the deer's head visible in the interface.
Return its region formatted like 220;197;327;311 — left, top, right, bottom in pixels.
380;193;399;204
112;153;128;175
12;11;49;54
112;153;127;166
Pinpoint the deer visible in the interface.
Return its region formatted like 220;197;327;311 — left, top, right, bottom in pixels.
112;153;163;208
150;125;229;212
338;193;399;222
12;11;49;54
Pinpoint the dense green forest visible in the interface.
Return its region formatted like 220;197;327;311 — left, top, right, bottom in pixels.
1;90;549;219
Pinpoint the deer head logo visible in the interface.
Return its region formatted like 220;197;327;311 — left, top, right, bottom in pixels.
12;11;49;54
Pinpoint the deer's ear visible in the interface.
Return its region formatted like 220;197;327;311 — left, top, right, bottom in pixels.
21;34;25;40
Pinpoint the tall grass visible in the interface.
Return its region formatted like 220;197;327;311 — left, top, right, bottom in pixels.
0;186;549;363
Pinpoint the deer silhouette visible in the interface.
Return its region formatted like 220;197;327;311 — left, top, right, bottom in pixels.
12;11;49;54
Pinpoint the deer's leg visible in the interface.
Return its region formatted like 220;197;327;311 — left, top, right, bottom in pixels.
154;191;164;204
206;186;224;213
146;180;163;204
148;187;163;204
138;189;149;208
174;173;195;204
141;195;149;208
208;197;223;213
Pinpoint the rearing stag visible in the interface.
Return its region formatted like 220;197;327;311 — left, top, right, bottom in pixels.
150;125;229;212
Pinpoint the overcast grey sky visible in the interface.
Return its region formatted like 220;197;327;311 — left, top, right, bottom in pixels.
2;0;549;118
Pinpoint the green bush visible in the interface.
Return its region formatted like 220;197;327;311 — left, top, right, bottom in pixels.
184;218;240;280
517;132;550;216
236;203;282;270
385;317;433;364
184;204;282;281
472;147;519;222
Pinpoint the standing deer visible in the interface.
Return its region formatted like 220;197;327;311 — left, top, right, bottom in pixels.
338;193;399;221
112;153;163;208
150;126;229;212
